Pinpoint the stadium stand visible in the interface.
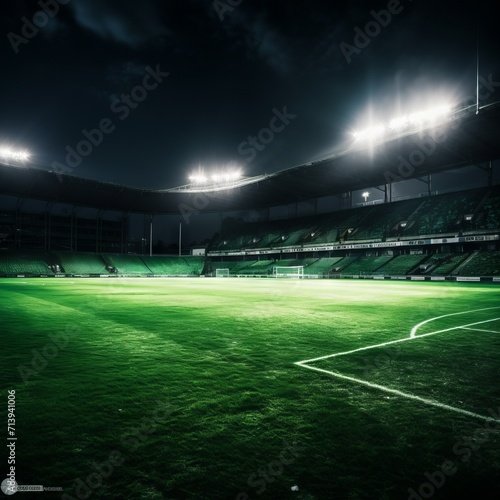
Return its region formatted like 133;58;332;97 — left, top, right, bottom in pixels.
429;253;470;275
455;250;500;276
104;255;152;275
375;254;427;275
1;187;499;279
340;255;393;275
400;189;484;237
141;256;204;275
210;187;497;255
330;256;360;272
0;252;207;277
238;260;276;275
54;252;108;275
208;260;255;274
303;257;345;276
475;186;500;232
413;252;469;275
0;251;53;276
351;198;423;241
300;215;339;245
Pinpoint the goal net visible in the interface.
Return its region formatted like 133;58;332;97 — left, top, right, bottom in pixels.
215;268;230;277
273;266;304;278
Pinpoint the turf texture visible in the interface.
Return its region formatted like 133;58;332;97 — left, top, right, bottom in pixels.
1;278;499;499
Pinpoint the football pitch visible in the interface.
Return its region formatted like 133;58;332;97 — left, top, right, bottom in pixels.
1;278;500;499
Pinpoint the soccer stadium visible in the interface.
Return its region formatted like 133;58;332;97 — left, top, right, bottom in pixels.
2;2;500;499
2;98;500;500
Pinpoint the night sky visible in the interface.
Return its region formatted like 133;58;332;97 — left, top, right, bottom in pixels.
0;0;499;244
1;0;498;186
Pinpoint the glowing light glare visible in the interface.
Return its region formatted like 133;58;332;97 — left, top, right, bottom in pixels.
388;116;409;131
188;173;208;184
389;105;451;131
362;191;370;202
352;104;453;143
351;124;386;142
188;169;242;185
0;147;30;162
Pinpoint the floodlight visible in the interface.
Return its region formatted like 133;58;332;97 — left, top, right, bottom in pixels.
352;102;454;145
388;116;409;131
362;191;370;202
352;125;386;142
188;166;242;186
188;173;208;184
0;146;30;162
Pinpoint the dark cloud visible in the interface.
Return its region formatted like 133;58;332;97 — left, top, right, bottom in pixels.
220;11;292;74
68;0;168;47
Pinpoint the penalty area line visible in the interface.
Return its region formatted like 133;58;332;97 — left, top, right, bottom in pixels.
460;327;500;334
295;308;500;423
298;363;499;424
296;316;500;365
410;306;500;337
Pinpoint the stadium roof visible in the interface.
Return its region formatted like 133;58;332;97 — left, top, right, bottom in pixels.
1;103;500;215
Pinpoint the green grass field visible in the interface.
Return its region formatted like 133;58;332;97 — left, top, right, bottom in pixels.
1;278;500;499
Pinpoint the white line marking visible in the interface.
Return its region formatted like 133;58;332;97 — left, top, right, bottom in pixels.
460;327;500;334
296;317;500;365
413;317;500;338
410;306;500;337
296;307;500;423
298;363;499;423
296;337;413;365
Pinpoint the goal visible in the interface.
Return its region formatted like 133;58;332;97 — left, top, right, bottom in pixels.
273;265;304;278
215;268;230;277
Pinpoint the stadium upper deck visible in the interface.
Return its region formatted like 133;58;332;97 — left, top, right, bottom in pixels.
208;186;500;255
1;102;500;214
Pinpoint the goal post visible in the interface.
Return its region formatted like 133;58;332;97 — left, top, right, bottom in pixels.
273;265;304;278
215;268;230;277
